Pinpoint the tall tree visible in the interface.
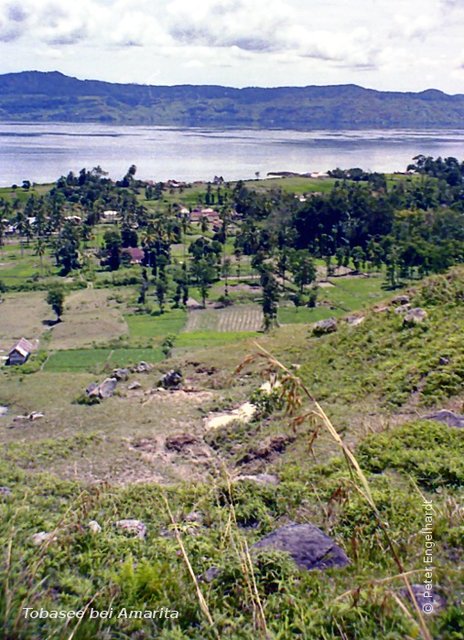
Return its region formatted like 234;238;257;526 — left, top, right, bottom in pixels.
46;286;65;322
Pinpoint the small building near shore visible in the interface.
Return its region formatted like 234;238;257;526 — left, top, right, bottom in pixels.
101;210;120;222
6;338;34;366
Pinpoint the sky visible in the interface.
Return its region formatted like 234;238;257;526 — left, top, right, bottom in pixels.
0;0;464;92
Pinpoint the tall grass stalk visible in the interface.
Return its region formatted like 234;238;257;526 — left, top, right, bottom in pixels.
243;342;432;640
162;493;219;639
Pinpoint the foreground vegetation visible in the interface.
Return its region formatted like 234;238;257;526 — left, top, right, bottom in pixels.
1;269;463;639
1;157;464;639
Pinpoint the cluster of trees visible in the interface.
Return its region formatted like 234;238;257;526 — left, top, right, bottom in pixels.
3;156;464;330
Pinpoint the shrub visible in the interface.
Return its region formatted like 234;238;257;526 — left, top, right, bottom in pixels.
357;420;464;488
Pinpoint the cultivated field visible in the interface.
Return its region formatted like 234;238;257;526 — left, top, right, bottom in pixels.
185;303;263;332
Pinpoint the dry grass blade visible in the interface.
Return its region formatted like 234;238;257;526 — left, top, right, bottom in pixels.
13;490;90;633
224;473;269;638
162;493;219;639
333;569;425;602
66;590;102;640
248;342;432;640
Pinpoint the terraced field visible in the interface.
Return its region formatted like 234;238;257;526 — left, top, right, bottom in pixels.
185;303;263;332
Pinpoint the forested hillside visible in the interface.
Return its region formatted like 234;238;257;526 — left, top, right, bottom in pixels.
1;71;464;128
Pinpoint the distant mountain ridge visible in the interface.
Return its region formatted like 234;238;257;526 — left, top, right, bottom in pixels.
1;70;464;129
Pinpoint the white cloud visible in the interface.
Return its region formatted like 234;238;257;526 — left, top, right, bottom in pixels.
0;0;462;92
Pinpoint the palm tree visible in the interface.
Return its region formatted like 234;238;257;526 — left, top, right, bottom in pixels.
34;237;46;276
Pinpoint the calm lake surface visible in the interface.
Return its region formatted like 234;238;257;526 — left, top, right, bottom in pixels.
1;122;464;186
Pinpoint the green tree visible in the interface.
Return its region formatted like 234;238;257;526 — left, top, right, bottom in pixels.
46;287;65;322
155;276;168;313
54;221;80;275
260;266;279;331
103;229;122;271
289;250;316;294
190;259;216;307
221;256;231;298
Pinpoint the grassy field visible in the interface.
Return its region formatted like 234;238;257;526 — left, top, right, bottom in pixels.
44;347;164;372
247;175;337;194
125;309;187;338
318;274;389;311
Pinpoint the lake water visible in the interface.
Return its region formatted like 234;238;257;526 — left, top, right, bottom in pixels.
1;122;464;186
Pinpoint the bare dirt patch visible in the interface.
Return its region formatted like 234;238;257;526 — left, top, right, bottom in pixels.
49;289;128;349
0;292;49;351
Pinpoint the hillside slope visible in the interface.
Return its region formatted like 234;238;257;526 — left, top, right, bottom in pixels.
0;270;463;639
1;71;464;128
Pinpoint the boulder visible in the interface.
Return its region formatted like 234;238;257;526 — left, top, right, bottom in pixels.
113;368;130;381
88;520;102;534
400;584;446;614
234;474;280;486
185;511;204;524
165;433;199;452
98;377;118;398
346;315;365;326
403;307;428;326
28;411;44;421
238;435;295;464
132;361;153;374
159;369;183;389
199;566;221;583
394;304;411;315
115;519;147;540
31;531;56;546
252;523;350;571
391;294;410;306
87;377;118;399
424;410;464;429
86;382;98;395
313;318;337;336
128;381;142;390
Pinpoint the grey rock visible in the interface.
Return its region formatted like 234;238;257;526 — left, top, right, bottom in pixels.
88;377;118;399
391;294;410;306
234;474;280;486
394;304;411;315
128;381;142;390
132;361;153;373
185;511;204;524
313;318;337;336
113;368;130;381
0;405;8;416
165;433;199;452
98;377;118;399
424;410;464;428
88;520;102;534
86;382;98;395
400;584;446;614
199;566;221;583
159;369;183;389
28;411;44;421
31;531;56;546
346;315;365;326
403;307;428;326
252;522;350;571
115;519;147;540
